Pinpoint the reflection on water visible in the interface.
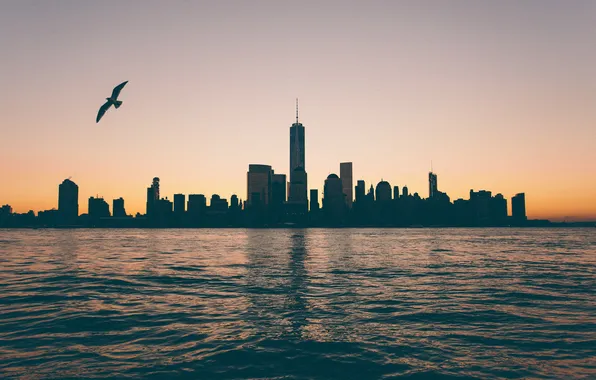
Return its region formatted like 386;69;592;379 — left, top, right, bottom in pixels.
0;228;595;379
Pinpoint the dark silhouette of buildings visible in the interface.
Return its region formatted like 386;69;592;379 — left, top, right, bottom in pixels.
429;172;438;198
1;100;556;228
376;180;392;202
271;173;286;223
491;193;508;224
340;162;353;209
58;178;78;225
310;189;319;211
146;177;160;216
210;194;228;212
0;205;13;226
247;164;272;208
0;170;574;228
113;197;126;217
288;100;308;217
367;184;375;201
323;174;346;224
187;194;207;226
512;193;527;223
355;180;365;203
174;194;185;215
88;197;110;219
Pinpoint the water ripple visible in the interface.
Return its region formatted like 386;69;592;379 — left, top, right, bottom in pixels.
0;228;594;379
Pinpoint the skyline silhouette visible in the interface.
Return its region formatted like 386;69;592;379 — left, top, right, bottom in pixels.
1;101;594;228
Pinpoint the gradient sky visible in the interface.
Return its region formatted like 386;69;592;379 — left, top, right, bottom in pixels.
1;1;595;221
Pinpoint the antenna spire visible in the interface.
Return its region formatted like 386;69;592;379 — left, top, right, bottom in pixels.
296;98;299;124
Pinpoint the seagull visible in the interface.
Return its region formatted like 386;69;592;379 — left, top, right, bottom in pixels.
96;81;128;123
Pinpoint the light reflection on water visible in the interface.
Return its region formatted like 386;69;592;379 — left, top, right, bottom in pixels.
0;228;595;379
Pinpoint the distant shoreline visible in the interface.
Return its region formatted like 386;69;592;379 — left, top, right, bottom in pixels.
2;223;594;230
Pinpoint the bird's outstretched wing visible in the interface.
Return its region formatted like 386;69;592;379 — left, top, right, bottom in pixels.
96;101;112;123
111;81;128;99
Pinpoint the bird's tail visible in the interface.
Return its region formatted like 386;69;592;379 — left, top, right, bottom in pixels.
114;100;123;109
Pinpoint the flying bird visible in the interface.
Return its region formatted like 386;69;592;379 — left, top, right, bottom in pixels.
96;81;128;123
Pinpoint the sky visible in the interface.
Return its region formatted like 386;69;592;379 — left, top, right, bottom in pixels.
1;0;595;221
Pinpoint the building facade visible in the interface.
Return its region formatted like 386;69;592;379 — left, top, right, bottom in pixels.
512;193;527;222
429;172;438;198
58;178;79;224
113;197;126;217
247;164;273;207
340;162;353;209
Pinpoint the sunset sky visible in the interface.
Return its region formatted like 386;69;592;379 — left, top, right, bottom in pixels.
1;1;595;221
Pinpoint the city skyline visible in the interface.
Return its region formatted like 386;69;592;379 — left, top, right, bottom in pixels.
2;101;538;227
1;1;595;221
1;101;594;222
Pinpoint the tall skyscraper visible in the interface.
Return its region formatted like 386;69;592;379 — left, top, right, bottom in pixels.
146;177;160;216
113;197;126;217
491;193;508;224
393;186;400;200
355;180;365;203
187;194;207;218
288;100;307;206
58;178;78;224
470;189;492;224
512;193;527;221
323;174;345;222
310;189;319;211
247;164;273;207
174;194;185;215
271;173;287;205
429;172;438;199
340;162;353;209
288;167;308;204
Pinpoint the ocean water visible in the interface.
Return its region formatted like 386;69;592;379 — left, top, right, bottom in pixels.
0;228;594;379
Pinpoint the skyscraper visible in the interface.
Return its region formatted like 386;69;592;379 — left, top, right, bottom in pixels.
375;180;392;202
310;189;319;211
113;197;126;217
288;167;308;204
174;193;185;215
271;173;286;221
429;172;438;198
340;162;353;209
58;178;78;224
355;180;365;203
491;193;508;224
323;174;345;222
88;197;110;218
230;194;240;210
393;186;400;200
512;193;527;222
271;173;287;205
288;99;307;206
146;177;160;216
470;189;492;224
187;194;207;221
247;164;272;207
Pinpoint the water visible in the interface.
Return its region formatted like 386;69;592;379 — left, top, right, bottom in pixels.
0;228;594;379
